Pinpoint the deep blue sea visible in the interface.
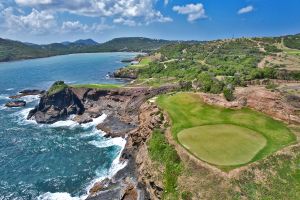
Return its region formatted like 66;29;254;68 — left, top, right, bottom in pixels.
0;53;138;200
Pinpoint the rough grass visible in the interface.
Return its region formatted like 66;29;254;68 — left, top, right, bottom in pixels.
148;129;183;199
70;83;122;89
178;124;267;166
47;81;68;95
284;49;300;56
157;93;296;169
128;57;151;69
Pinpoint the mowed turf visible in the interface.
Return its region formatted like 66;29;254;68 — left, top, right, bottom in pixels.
157;93;296;169
178;124;267;166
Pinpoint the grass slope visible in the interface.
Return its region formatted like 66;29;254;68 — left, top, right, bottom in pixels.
178;124;267;166
70;83;122;89
157;93;296;169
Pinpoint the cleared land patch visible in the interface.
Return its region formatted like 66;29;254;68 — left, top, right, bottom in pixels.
157;93;296;169
178;124;267;166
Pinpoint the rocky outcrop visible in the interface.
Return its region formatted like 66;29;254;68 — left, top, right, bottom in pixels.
9;89;45;99
5;100;26;107
27;87;84;123
113;68;139;79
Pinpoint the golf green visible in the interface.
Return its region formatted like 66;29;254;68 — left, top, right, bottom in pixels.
178;124;267;166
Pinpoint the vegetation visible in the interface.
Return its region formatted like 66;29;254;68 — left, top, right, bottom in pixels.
223;85;235;101
47;81;68;95
157;93;296;170
70;83;122;89
178;124;267;166
148;129;183;199
283;34;300;50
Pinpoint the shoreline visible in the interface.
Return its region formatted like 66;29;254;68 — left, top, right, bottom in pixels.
0;51;144;65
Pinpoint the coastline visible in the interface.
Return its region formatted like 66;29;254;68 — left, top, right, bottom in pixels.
0;51;144;65
23;84;180;199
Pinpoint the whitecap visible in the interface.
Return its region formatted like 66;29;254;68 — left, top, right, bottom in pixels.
12;107;37;125
86;136;127;194
0;105;7;111
88;136;126;149
50;120;79;129
37;192;87;200
81;114;107;129
0;94;9;100
20;95;40;103
6;88;14;91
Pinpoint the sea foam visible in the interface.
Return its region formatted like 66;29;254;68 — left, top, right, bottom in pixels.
37;192;87;200
37;113;127;199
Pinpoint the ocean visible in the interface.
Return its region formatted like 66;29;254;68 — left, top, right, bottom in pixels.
0;52;138;200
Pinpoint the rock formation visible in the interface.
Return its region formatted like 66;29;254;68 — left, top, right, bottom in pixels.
27;87;84;123
5;100;26;107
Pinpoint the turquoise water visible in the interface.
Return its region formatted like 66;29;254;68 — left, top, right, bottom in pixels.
0;53;137;199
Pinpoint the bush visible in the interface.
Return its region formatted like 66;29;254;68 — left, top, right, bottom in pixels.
223;85;235;101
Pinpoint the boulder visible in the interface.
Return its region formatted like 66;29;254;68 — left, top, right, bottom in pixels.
5;100;26;107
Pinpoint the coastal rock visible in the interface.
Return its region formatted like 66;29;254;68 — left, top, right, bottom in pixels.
9;89;45;99
98;115;136;138
5;100;26;107
73;113;93;124
27;86;84;123
89;178;112;195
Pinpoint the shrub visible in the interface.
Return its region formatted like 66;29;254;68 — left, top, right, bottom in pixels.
223;85;235;101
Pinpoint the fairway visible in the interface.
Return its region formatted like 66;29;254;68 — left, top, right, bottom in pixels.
157;93;296;169
178;124;267;166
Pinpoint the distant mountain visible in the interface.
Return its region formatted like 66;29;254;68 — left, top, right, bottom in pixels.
97;37;173;52
73;39;98;46
0;37;179;62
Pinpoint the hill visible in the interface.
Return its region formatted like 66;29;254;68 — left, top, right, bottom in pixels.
0;37;176;62
73;39;98;46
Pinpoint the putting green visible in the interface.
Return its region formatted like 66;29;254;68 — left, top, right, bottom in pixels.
178;124;267;166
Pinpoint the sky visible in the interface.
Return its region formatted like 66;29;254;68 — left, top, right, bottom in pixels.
0;0;299;44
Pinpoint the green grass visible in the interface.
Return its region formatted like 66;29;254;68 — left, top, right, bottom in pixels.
178;124;267;166
47;81;68;95
284;49;300;56
70;83;122;89
148;129;183;199
157;93;296;170
128;57;151;69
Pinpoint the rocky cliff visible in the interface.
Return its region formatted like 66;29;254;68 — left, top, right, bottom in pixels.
27;86;85;123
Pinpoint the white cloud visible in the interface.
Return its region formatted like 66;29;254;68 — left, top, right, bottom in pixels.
173;3;207;22
238;5;254;14
15;0;53;6
14;0;172;26
62;20;113;33
1;8;56;34
113;18;138;26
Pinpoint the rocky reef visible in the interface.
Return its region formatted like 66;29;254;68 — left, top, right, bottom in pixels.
5;100;26;107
